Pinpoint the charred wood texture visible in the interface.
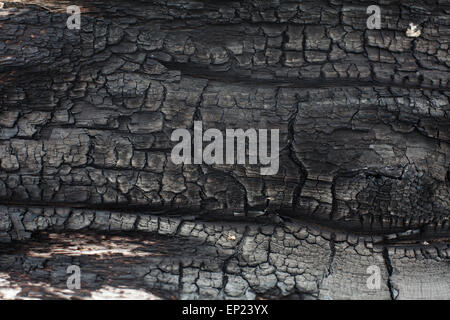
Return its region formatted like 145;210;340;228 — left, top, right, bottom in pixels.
0;0;448;299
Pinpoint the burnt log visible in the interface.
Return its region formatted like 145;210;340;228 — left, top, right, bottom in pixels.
0;0;448;299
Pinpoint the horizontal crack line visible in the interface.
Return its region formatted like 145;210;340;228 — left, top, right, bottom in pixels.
0;200;448;244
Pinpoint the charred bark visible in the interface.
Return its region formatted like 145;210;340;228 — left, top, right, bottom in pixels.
0;0;448;299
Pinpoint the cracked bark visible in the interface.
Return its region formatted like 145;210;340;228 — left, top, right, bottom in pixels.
0;0;448;299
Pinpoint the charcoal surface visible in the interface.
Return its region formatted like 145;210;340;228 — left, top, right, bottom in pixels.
0;0;448;299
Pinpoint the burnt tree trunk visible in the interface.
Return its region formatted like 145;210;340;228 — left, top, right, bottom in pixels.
0;0;448;299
